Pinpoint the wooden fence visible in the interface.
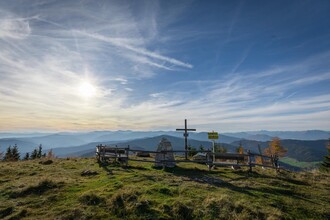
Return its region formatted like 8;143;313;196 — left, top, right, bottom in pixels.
95;145;280;171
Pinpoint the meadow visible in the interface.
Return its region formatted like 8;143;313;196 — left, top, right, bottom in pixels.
0;158;329;219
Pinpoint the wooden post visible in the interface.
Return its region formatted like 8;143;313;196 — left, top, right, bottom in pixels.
115;145;118;163
162;151;166;169
102;145;105;162
248;150;252;172
207;151;211;171
212;140;215;162
126;145;129;167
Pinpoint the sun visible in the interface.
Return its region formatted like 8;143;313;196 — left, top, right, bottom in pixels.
78;81;97;98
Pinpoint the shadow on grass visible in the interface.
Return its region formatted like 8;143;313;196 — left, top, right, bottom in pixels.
233;170;310;186
100;162;313;200
9;180;62;198
162;166;256;197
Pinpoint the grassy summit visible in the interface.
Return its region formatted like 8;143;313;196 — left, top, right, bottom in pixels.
0;158;329;219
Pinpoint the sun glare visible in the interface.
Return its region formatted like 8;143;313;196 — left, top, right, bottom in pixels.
78;81;97;98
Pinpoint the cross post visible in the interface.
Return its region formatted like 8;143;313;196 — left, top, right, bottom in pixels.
176;119;196;160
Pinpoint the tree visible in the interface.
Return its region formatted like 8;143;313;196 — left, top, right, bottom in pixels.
236;142;244;154
264;137;287;157
23;152;30;160
47;149;55;159
11;145;20;161
187;145;197;157
320;139;330;173
30;144;43;160
30;148;38;160
37;144;43;158
4;146;12;161
214;143;227;153
0;146;3;160
199;145;205;151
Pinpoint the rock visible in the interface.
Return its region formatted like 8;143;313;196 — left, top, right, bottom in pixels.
81;170;98;176
231;165;241;170
154;138;176;168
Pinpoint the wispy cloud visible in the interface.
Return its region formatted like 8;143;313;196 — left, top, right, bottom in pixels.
77;30;193;69
0;1;329;132
0;17;31;39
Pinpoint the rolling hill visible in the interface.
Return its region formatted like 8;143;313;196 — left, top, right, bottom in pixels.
231;139;328;162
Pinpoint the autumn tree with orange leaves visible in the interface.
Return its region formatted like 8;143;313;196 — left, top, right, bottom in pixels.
236;142;244;154
264;137;287;157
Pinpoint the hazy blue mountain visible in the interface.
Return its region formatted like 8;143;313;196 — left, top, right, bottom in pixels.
0;138;36;153
2;130;329;161
187;132;240;143
221;132;273;141
21;134;89;149
96;131;171;142
0;132;51;139
55;135;237;158
246;134;273;142
52;140;119;157
225;130;330;140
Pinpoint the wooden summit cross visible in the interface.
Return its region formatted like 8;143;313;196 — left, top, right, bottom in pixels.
176;119;196;160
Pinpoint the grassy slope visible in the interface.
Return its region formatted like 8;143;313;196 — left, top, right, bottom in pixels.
0;158;329;220
280;157;322;169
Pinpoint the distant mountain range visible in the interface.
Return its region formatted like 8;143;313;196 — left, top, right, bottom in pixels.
0;130;329;165
57;135;236;158
224;130;330;141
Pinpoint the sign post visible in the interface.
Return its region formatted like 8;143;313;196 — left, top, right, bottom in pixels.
208;131;219;162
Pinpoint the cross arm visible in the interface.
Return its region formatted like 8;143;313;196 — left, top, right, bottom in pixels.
176;129;196;131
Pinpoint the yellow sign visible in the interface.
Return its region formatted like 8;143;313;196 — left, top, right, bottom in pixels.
208;132;219;139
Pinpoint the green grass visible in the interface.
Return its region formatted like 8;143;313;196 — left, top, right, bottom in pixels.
280;157;322;169
0;158;329;219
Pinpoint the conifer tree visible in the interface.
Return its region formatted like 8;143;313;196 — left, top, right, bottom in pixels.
11;144;20;161
320;139;330;172
30;148;38;160
187;145;197;156
214;143;227;153
0;146;3;160
4;146;12;161
37;144;43;158
23;152;30;160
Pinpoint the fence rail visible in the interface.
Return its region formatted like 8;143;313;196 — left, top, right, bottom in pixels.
95;145;279;171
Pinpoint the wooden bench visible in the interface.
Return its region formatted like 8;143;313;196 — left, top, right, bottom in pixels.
96;145;128;165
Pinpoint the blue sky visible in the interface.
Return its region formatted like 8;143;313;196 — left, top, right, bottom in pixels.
0;0;330;132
